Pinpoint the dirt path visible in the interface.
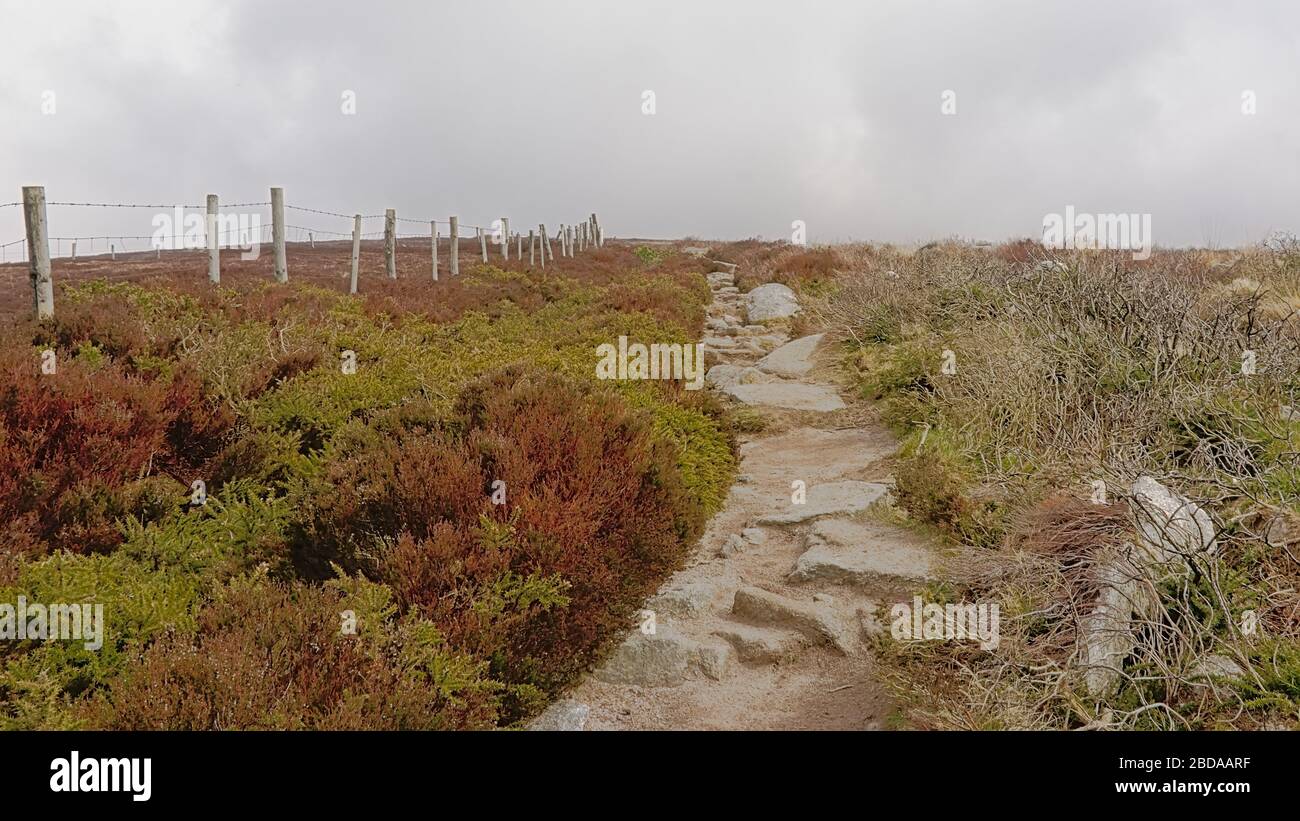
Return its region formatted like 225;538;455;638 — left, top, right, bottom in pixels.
536;264;941;731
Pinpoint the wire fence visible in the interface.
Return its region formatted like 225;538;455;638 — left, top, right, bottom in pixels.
4;187;606;318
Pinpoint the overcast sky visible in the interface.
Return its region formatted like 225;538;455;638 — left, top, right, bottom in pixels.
1;0;1297;250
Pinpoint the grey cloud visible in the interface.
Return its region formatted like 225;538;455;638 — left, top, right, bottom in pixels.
1;0;1296;249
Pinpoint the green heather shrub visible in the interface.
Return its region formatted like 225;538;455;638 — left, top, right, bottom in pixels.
0;243;735;729
0;549;203;724
86;573;506;730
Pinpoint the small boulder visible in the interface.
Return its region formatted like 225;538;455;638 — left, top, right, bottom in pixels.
714;623;804;664
756;333;827;379
593;627;693;687
731;586;854;654
718;533;746;557
529;699;590;731
745;283;801;321
1128;477;1218;573
742;527;768;545
1187;654;1245;682
695;642;734;681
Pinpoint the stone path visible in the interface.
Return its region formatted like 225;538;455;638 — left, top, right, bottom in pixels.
532;265;941;731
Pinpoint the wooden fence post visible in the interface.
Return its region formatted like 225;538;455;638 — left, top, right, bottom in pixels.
206;194;220;284
431;221;439;281
449;216;459;276
22;186;54;320
501;217;510;259
591;213;602;247
349;214;361;294
540;223;551;267
270;187;288;282
479;228;488;262
384;209;397;278
529;230;536;265
516;233;522;259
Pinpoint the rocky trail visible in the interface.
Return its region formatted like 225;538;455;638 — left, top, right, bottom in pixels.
533;263;943;731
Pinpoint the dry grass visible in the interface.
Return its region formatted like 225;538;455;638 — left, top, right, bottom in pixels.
813;237;1300;729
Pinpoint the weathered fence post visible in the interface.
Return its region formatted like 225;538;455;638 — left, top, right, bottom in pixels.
23;186;54;320
431;221;439;281
271;187;288;282
540;223;551;267
206;194;220;284
449;216;460;276
516;233;522;259
384;209;397;278
349;214;361;294
479;228;488;262
529;230;536;265
591;213;602;247
501;217;510;259
309;232;314;249
110;244;115;261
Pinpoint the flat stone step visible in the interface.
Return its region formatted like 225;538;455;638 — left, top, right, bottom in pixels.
593;626;735;686
789;518;936;585
756;481;889;525
731;586;854;654
724;381;846;412
713;623;807;663
756;333;827;379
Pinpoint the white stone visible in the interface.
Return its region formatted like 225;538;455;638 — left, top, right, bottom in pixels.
745;283;801;322
1128;477;1218;571
1079;554;1156;695
529;699;590;731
